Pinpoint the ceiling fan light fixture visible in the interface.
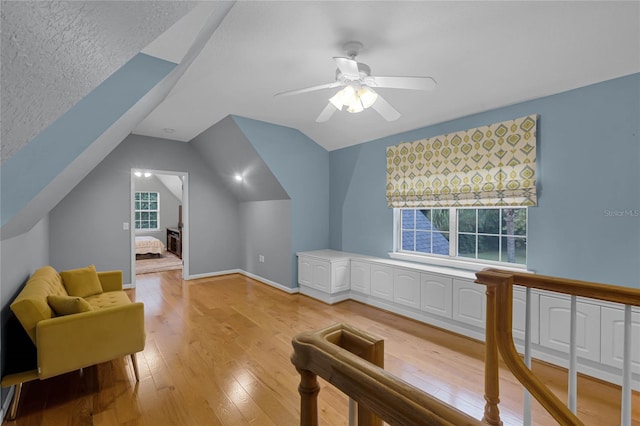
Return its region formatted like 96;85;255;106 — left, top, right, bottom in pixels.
358;86;378;109
346;99;364;113
330;85;358;111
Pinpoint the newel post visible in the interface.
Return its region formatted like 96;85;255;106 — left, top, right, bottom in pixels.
483;283;503;426
296;367;320;426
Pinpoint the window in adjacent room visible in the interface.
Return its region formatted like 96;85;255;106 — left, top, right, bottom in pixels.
397;207;527;266
134;191;159;230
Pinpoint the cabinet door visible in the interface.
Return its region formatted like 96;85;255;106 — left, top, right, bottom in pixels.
350;261;371;294
312;261;331;292
370;264;394;301
298;257;313;287
600;306;640;373
421;273;453;318
332;261;350;292
539;295;600;362
452;279;486;329
512;287;539;344
394;269;421;309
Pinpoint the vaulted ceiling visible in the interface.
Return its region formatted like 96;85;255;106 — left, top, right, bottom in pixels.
3;1;639;161
135;1;640;151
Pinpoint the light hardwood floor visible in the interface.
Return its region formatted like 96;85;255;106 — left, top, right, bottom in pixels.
5;271;639;425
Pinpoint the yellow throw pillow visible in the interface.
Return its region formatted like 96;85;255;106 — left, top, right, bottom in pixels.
47;295;93;316
60;265;104;298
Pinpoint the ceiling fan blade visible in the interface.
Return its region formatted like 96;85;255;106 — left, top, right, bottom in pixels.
370;92;401;122
275;81;343;97
366;76;437;91
316;103;338;123
333;57;360;79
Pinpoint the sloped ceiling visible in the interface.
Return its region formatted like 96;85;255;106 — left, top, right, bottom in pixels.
190;115;289;203
134;1;640;151
0;1;234;240
0;0;198;163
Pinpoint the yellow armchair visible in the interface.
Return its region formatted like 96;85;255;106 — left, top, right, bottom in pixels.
2;265;145;420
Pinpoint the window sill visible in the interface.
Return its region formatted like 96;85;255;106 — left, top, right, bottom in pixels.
388;251;531;274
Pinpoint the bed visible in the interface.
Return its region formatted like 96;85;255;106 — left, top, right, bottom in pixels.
135;236;165;255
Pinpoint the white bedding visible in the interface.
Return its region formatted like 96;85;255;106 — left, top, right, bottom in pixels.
135;236;165;255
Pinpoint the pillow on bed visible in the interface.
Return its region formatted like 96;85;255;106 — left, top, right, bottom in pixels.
47;295;93;316
60;264;103;298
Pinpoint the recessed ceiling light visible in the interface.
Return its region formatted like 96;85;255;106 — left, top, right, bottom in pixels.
234;174;243;182
163;128;176;134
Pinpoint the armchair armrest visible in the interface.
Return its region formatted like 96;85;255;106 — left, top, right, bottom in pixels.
36;302;144;379
97;270;123;292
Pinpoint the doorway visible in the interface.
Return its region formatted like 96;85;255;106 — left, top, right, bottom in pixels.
130;169;189;286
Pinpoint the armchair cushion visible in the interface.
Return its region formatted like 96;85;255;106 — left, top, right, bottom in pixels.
47;295;93;316
60;265;103;298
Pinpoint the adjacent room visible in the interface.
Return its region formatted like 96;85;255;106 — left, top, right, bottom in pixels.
1;1;639;425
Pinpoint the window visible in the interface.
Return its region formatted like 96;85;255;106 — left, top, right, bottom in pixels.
397;207;527;266
134;191;159;230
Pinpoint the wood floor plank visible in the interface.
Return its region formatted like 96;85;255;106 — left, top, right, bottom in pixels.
4;270;639;425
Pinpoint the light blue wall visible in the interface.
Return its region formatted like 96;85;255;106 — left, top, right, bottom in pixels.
1;53;176;229
330;73;640;287
232;116;330;288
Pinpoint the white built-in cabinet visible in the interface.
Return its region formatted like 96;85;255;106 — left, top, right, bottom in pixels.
452;278;486;328
421;273;453;318
512;287;540;344
539;295;601;362
600;306;640;374
370;264;394;301
393;269;421;309
297;250;350;304
297;250;640;388
350;260;371;295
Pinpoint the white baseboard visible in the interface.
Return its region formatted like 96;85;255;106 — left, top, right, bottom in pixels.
241;271;299;294
1;386;15;421
185;269;299;294
186;269;243;280
299;285;348;304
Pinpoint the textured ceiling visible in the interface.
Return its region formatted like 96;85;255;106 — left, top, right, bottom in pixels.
2;1;639;160
134;1;640;151
0;0;197;163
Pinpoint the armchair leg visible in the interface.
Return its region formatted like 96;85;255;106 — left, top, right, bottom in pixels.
7;382;23;421
130;353;140;382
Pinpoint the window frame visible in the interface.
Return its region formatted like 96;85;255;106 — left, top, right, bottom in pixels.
393;206;528;272
134;191;160;232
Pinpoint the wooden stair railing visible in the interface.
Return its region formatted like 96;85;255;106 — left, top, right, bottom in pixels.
476;269;640;426
291;323;484;426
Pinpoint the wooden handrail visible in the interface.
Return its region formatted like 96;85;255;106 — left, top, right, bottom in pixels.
291;323;483;426
475;268;640;426
477;268;640;306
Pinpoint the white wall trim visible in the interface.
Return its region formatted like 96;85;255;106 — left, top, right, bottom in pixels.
299;285;347;304
186;269;243;280
242;271;299;294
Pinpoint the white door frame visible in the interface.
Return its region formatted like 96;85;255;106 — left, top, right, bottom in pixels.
130;169;189;287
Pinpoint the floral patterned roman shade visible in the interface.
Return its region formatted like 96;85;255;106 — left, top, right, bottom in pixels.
386;115;537;208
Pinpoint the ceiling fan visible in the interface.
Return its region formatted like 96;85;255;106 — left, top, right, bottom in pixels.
275;42;437;123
